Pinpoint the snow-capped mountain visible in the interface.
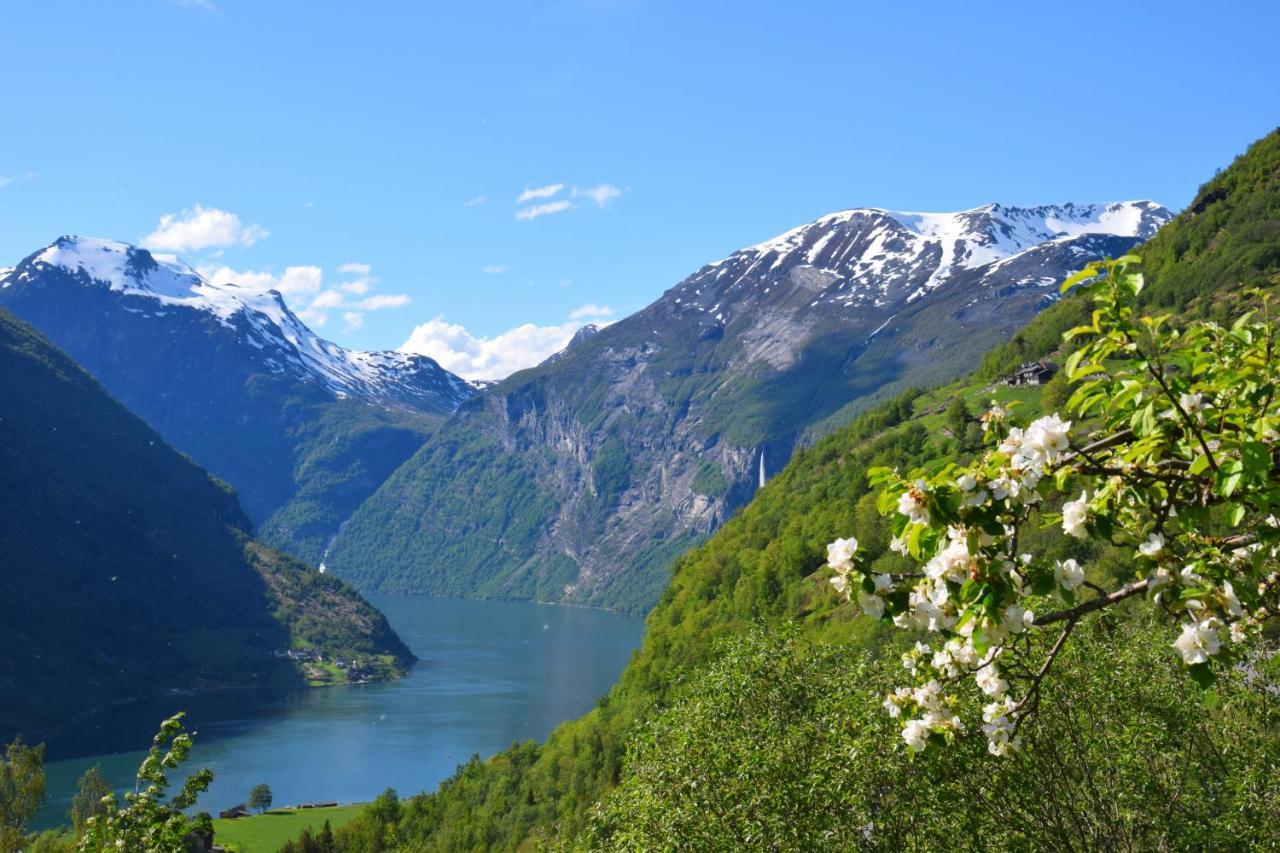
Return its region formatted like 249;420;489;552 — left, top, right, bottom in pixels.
1;237;473;411
328;200;1171;611
0;236;474;565
679;201;1169;319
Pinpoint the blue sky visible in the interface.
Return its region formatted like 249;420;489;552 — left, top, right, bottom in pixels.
1;0;1277;377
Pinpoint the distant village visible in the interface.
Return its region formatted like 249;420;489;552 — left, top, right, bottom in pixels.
275;648;382;684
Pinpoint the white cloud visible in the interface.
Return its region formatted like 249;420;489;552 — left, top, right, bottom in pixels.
464;195;486;207
573;183;623;207
481;264;508;274
0;176;13;188
569;303;613;320
198;261;408;330
516;183;565;203
143;205;268;252
358;294;411;310
311;289;346;310
200;264;322;297
516;200;575;221
400;306;614;380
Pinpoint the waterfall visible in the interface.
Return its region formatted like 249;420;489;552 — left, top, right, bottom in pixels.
758;449;767;489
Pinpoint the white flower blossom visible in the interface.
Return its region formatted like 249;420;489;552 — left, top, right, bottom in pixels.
957;473;977;492
1022;414;1072;465
902;718;930;752
1054;558;1085;591
990;475;1019;502
826;536;858;572
1221;580;1243;618
1001;604;1034;635
1179;391;1205;415
1173;618;1223;664
925;539;971;584
897;482;931;524
857;591;886;620
998;427;1025;457
1139;532;1165;558
912;679;941;710
975;664;1008;698
829;575;849;597
874;573;893;592
1061;491;1089;539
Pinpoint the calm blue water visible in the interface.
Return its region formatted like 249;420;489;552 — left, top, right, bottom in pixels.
35;596;644;829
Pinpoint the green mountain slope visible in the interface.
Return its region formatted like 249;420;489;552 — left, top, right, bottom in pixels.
330;130;1280;850
0;309;414;740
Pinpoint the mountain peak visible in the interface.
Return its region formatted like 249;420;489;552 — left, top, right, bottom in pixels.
3;236;474;412
688;201;1171;317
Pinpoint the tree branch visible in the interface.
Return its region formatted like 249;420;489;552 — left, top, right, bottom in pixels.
1033;578;1150;627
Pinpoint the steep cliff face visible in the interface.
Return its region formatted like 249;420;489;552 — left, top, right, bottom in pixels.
328;202;1171;610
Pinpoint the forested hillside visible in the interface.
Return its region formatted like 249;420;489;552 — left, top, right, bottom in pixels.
329;130;1280;851
0;309;414;739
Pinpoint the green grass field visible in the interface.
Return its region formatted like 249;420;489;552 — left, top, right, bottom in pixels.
212;804;363;852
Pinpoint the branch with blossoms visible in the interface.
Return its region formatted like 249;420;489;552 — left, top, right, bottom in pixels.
822;257;1280;757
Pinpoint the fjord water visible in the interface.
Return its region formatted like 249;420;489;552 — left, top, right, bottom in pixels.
36;597;644;829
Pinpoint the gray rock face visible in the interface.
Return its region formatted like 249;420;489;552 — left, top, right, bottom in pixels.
328;201;1171;610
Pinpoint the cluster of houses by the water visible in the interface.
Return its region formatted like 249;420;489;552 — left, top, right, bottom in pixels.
274;647;381;683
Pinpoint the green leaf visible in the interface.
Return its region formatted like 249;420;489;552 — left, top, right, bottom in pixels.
1188;662;1215;690
1228;503;1247;527
1060;266;1097;294
1242;441;1269;479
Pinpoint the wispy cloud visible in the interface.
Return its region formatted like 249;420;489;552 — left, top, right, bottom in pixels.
357;293;411;310
169;0;220;13
339;262;371;275
481;264;508;274
464;195;487;207
143;205;268;252
569;303;613;320
516;183;565;204
400;305;614;380
573;183;624;207
516;200;575;221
